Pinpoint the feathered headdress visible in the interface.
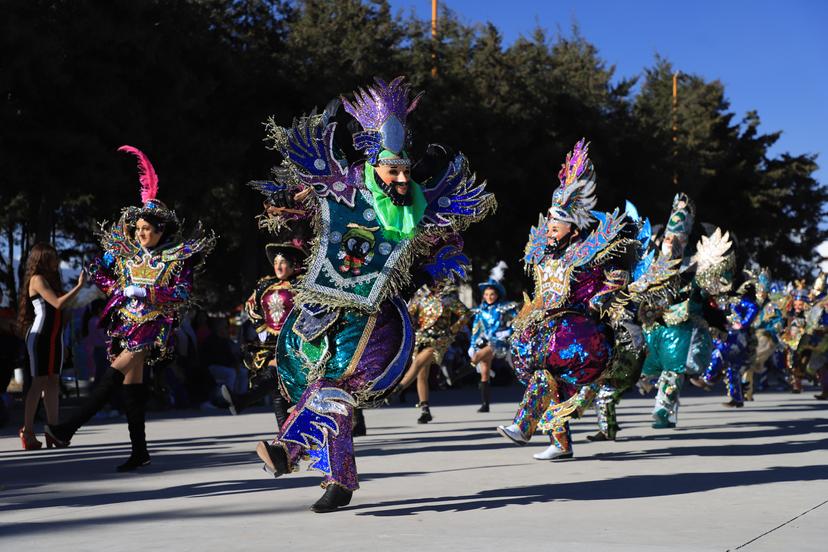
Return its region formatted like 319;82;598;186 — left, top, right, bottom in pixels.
548;139;597;229
342;76;423;165
118;145;178;227
664;192;695;243
789;279;809;302
691;228;735;295
478;260;508;299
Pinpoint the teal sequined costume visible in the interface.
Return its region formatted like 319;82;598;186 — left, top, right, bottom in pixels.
252;77;495;492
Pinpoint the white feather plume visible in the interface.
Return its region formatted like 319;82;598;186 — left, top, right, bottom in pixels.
691;228;732;272
489;260;508;283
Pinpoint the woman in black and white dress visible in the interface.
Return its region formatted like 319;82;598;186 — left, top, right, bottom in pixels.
17;242;84;449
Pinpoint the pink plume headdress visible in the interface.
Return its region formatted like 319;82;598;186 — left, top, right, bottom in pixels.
117;145;178;228
548;139;597;229
118;145;159;204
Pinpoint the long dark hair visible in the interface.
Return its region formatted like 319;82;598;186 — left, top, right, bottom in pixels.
17;242;64;334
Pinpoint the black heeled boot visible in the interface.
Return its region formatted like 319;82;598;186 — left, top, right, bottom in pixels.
222;369;278;416
311;484;353;513
117;383;151;472
45;367;126;447
477;381;490;413
352;408;367;437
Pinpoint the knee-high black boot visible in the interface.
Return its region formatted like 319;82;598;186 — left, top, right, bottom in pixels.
477;381;491;412
271;389;290;431
118;383;151;472
352;408;366;437
45;367;126;447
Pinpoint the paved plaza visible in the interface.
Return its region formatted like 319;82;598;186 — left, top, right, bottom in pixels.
1;387;827;551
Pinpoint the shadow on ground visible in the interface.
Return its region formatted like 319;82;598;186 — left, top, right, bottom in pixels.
350;464;828;516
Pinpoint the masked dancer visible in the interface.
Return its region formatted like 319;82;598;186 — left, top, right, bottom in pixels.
638;194;733;428
497;140;633;461
252;77;495;512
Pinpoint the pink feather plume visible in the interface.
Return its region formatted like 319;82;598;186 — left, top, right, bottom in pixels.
118;145;159;203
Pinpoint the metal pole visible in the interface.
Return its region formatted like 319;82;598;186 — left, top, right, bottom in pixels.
672;71;678;186
431;0;438;77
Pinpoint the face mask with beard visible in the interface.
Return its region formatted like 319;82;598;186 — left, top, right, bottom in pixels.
373;168;413;206
545;231;575;255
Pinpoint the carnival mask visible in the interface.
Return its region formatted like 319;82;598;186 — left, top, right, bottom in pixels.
373;166;414;206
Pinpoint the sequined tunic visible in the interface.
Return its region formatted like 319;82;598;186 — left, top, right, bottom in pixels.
261;108;495;492
641;278;713;377
470;300;518;359
511;263;614;393
89;243;208;365
243;276;295;373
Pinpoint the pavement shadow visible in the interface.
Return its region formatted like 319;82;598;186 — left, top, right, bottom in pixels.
0;468;421;516
611;417;828;444
350;464;828;516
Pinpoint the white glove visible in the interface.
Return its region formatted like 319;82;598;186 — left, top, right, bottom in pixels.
124;285;147;298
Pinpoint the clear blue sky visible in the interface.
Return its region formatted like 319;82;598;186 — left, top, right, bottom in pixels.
389;0;828;182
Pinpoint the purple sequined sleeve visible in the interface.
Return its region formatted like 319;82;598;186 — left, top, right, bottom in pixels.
149;263;194;305
89;253;119;296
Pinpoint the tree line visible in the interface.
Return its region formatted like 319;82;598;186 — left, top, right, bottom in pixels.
1;0;824;307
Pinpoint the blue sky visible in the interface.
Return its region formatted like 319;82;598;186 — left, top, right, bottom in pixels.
389;0;828;182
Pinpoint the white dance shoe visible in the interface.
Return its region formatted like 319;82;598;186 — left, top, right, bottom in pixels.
532;444;574;461
497;424;529;446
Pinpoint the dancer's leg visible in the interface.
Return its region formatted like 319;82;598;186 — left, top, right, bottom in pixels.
472;346;494;412
118;382;151;471
653;370;683;428
46;349;145;445
508;370;556;439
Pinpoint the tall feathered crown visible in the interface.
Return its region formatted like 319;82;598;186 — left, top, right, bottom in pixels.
757;267;771;293
664;192;695;242
548;139;597;229
792;279;810;302
118;145;178;226
341;76;423;165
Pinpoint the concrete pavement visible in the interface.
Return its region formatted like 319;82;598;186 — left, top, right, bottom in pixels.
1;386;827;551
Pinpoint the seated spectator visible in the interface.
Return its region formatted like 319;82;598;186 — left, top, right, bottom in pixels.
202;316;246;407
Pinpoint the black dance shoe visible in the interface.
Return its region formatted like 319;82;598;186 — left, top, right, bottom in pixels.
416;406;433;424
586;431;610;442
116;451;151;472
311;484;353;513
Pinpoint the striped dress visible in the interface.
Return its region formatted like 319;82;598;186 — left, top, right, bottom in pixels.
26;294;64;377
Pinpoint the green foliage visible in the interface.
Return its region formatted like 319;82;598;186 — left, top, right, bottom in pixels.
0;0;823;305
